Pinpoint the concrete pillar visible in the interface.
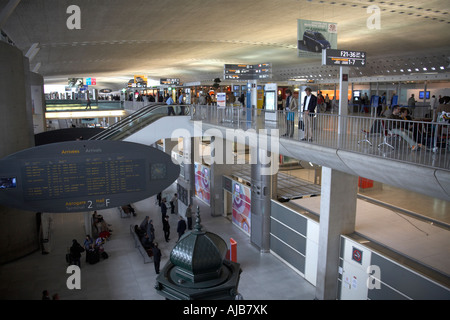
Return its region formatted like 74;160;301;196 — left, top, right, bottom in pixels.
0;41;39;264
163;137;178;156
250;147;273;252
315;167;358;300
338;67;349;148
177;137;196;216
209;136;232;217
30;72;46;134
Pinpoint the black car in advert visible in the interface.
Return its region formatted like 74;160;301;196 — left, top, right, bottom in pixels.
302;30;331;52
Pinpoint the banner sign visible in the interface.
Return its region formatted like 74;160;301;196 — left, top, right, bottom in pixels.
298;19;337;57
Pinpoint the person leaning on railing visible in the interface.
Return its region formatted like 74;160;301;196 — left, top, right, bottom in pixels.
389;107;423;151
282;89;298;138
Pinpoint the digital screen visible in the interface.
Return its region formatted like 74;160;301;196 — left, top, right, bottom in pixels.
265;91;276;111
224;63;272;80
419;91;430;99
21;157;146;201
0;177;16;189
68;78;84;88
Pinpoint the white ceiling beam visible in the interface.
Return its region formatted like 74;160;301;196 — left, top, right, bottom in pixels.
25;42;40;61
0;0;21;29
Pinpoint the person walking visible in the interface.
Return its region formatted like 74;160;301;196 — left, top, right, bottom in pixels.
177;216;187;241
163;215;170;242
156;192;162;206
166;94;175;115
185;203;193;230
70;239;85;267
85;96;91;110
153;242;162;274
178;91;185;115
160;198;167;224
170;193;178;214
408;94;416;116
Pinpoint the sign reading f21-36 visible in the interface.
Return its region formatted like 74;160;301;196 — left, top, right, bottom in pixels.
0;140;179;213
322;49;366;67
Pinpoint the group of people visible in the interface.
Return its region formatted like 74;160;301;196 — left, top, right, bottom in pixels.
68;235;108;267
165;92;186;115
135;216;162;273
386;105;423;151
281;87;317;141
92;211;113;240
158;193;191;242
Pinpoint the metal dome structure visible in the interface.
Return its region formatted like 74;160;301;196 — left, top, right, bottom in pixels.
155;207;242;300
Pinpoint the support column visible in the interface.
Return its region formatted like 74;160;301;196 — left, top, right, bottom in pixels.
250;147;273;252
338;67;349;148
0;41;38;264
179;137;196;210
209;136;232;217
315;167;358;300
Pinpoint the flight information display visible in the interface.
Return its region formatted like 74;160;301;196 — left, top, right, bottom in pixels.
224;63;272;80
0;140;179;213
21;156;146;201
160;78;180;85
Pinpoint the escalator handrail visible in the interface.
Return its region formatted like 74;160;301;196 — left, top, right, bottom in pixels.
89;103;191;141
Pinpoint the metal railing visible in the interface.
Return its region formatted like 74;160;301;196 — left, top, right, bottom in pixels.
89;103;191;141
191;105;450;170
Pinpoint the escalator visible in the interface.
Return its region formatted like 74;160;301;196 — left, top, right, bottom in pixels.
89;103;191;142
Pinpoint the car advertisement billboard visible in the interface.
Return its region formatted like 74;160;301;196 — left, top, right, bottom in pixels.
297;19;337;57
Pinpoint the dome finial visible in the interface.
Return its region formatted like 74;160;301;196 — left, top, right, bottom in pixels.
194;205;203;233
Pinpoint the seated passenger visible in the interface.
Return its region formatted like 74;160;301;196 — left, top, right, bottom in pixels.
83;235;93;251
134;225;146;238
146;219;155;242
140;216;149;231
126;204;136;216
95;237;106;253
389;107;423;151
141;233;154;249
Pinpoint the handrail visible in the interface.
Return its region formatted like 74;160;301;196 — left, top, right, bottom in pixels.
89;102;448;170
191;105;450;171
89;103;191;141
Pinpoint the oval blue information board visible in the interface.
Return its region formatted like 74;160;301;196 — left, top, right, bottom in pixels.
0;140;179;213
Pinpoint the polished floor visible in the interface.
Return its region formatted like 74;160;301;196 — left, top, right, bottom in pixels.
0;183;316;300
0;172;448;300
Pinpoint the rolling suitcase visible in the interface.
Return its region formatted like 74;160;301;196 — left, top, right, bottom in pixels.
87;249;100;264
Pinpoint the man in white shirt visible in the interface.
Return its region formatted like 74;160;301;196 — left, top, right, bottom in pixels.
301;87;317;142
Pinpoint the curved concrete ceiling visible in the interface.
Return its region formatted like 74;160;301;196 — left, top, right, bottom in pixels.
1;0;450;90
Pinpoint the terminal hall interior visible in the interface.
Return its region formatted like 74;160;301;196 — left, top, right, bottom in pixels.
0;0;449;300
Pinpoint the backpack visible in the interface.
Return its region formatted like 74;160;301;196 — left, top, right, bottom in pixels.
318;95;324;104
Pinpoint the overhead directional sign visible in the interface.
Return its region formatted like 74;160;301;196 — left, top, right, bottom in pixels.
322;49;366;67
160;78;180;85
0;140;180;213
224;63;272;80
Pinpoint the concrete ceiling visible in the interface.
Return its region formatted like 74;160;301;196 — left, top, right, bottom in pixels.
1;0;450;91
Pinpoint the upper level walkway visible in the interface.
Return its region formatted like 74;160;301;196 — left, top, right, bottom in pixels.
89;103;450;202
